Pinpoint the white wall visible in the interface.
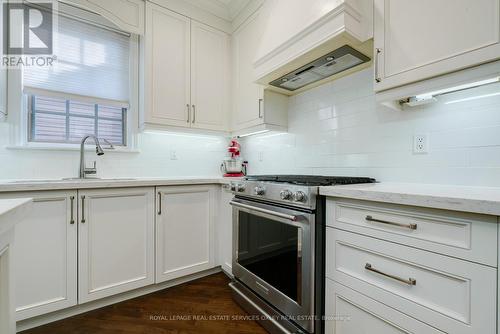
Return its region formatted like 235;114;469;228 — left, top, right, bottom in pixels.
242;67;500;187
0;125;228;180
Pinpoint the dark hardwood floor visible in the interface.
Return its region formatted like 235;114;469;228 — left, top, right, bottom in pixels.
21;273;267;334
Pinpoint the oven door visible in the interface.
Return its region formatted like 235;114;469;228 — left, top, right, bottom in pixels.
231;197;315;332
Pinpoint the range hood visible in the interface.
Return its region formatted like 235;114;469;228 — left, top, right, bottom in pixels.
269;45;370;91
252;0;374;95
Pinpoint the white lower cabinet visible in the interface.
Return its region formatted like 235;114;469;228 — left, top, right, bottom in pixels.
326;198;499;334
156;185;215;283
325;280;445;334
0;191;77;321
217;186;233;275
326;226;497;334
78;187;155;303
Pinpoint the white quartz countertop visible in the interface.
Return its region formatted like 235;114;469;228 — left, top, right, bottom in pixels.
319;182;500;216
0;198;32;236
0;177;235;193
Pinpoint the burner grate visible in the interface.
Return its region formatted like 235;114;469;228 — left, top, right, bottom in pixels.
245;175;376;186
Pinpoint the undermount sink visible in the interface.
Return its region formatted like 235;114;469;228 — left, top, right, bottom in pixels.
7;178;137;183
61;177;137;181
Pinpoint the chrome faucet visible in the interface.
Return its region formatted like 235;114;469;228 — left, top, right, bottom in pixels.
79;135;105;179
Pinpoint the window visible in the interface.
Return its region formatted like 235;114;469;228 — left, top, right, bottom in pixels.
23;4;131;146
28;95;126;145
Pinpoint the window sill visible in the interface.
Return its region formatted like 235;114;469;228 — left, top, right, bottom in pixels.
5;144;141;154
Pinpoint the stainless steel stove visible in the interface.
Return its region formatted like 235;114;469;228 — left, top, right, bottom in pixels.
228;175;375;334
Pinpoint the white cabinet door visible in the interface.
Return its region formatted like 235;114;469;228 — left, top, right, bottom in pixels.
191;21;229;131
374;0;500;91
156;185;215;283
144;2;191;127
325;279;445;334
0;191;77;321
232;9;266;131
217;186;233;275
78;187;154;303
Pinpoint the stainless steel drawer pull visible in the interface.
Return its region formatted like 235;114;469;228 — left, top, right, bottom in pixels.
374;48;382;83
366;215;417;230
70;196;75;225
186;104;190;123
258;98;263;118
365;263;416;286
229;201;298;222
81;195;86;224
192;105;196;123
157;192;162;215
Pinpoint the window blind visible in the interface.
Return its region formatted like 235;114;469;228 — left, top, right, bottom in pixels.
23;5;130;146
23;12;131;103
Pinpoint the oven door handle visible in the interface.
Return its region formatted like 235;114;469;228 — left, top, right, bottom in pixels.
230;201;298;222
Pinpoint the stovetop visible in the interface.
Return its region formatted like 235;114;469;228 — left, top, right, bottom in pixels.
244;175;376;187
231;175;376;210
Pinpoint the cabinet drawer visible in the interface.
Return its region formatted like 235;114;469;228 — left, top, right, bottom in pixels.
325;279;445;334
327;228;496;334
327;198;498;266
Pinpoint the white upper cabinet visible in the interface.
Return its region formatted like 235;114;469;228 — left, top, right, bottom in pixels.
191;21;229;131
143;2;230;132
232;10;266;130
232;9;288;134
0;191;77;321
145;2;191;128
78;188;155;303
374;0;500;91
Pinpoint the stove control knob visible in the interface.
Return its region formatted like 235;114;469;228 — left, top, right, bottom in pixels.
280;190;293;200
254;186;265;195
230;183;237;192
237;184;246;192
293;191;307;202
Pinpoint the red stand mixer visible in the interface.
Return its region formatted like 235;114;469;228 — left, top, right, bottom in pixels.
220;139;248;177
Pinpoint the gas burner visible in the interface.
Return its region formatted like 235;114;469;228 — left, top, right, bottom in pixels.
245;175;376;186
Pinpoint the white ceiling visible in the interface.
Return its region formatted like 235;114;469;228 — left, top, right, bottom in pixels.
182;0;252;21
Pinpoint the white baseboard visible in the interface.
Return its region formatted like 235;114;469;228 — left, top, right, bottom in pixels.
17;267;222;332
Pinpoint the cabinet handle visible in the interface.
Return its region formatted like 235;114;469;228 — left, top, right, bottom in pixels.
192;105;196;123
374;48;382;83
366;215;417;230
258;99;263;118
158;192;162;215
186;104;190;123
365;263;416;286
69;196;75;225
81;195;86;223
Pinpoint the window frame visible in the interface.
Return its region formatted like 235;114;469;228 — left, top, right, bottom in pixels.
6;15;140;153
27;94;128;146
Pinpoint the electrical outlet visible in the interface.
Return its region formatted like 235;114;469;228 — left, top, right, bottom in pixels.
413;134;429;154
258;151;264;162
170;150;178;160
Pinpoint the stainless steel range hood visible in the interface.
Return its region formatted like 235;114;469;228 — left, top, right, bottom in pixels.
269;45;370;92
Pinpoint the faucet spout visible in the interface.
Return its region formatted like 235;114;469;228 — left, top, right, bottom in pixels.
79;135;105;179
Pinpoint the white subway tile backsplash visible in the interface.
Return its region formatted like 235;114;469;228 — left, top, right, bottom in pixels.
242;67;500;187
0;127;228;180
